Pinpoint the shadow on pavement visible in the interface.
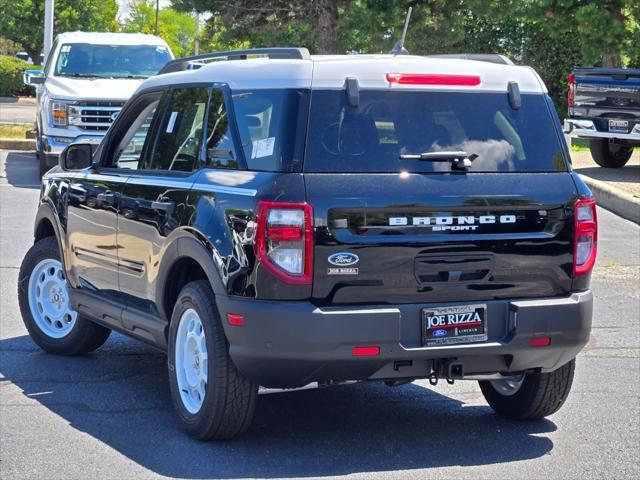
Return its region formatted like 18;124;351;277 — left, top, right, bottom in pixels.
3;151;40;189
0;334;556;478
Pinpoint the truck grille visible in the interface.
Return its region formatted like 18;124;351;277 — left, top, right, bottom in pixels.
69;101;126;131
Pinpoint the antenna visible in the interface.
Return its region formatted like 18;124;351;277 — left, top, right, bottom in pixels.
389;6;413;55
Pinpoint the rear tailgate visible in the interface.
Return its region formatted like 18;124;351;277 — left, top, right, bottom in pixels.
307;173;577;305
572;68;640;130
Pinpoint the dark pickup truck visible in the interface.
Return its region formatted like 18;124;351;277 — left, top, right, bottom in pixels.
18;48;595;440
565;67;640;167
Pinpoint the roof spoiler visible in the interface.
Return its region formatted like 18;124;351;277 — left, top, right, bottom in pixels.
158;47;311;75
425;54;514;66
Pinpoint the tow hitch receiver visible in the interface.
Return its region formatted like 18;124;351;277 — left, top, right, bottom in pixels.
430;359;465;385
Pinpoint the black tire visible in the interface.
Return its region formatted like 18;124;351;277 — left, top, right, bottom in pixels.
18;236;111;355
37;149;50;178
36;132;50;178
167;280;258;440
479;359;575;420
589;139;633;168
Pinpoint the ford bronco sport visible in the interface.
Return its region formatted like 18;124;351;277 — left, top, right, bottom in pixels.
18;48;596;440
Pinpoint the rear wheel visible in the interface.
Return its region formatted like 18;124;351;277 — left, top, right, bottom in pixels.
479;359;575;420
18;236;111;355
168;280;258;440
589;139;633;168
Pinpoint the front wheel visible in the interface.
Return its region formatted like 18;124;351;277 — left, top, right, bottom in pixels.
18;236;111;355
479;359;575;420
589;139;633;168
167;280;258;440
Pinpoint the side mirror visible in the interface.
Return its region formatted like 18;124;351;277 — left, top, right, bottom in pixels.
60;143;93;171
23;69;45;86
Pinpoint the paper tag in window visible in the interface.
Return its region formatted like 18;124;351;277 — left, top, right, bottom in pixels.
166;111;178;133
61;45;71;53
251;137;275;159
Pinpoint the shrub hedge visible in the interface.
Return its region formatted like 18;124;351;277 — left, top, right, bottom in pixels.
0;55;33;97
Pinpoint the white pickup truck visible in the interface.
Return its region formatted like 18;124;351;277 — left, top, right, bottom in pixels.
24;32;173;176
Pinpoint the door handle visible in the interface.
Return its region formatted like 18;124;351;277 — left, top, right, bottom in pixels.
151;200;175;215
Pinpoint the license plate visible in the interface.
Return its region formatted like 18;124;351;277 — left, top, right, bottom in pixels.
609;119;628;133
422;304;487;346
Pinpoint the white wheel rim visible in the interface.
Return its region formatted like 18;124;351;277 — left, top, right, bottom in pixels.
490;375;525;396
175;308;208;414
27;258;77;339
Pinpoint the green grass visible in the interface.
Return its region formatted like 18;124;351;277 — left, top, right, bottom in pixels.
0;123;32;139
570;144;589;152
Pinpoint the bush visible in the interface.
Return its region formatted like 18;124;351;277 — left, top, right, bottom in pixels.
0;55;32;97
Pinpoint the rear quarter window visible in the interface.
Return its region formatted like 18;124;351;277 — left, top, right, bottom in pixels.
232;89;309;172
304;90;567;173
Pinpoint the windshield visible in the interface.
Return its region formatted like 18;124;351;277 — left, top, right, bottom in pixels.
54;43;171;79
304;90;567;173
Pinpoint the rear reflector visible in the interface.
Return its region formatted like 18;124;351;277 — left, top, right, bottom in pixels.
227;313;244;326
530;337;551;347
386;73;481;86
352;346;380;356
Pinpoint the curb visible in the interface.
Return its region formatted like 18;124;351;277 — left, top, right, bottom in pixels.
0;138;35;151
579;174;640;224
0;96;36;105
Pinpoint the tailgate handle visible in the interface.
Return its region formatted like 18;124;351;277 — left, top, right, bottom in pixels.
415;256;493;284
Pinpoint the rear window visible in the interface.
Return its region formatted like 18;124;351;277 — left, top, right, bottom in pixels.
304;90;567;173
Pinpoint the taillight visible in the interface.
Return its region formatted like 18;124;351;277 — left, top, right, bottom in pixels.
574;198;597;276
255;201;314;284
568;72;575;107
386;73;481;86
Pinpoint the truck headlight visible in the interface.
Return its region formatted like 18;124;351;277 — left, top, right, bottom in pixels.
50;100;70;127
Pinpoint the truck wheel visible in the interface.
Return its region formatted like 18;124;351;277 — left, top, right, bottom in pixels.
589;139;633;168
479;359;575;420
38;150;50;178
35;132;50;177
18;236;111;355
167;280;257;440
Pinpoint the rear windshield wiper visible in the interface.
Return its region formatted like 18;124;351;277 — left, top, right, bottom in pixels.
400;151;479;170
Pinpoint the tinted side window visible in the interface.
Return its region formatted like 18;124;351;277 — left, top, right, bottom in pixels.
204;89;238;169
232;89;308;171
152;87;209;172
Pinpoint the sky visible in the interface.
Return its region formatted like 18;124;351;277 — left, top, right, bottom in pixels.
117;0;172;21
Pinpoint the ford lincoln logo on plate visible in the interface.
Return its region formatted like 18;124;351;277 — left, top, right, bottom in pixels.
328;252;359;266
433;329;448;337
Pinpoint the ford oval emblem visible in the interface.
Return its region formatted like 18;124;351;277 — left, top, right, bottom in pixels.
433;329;448;337
328;252;359;266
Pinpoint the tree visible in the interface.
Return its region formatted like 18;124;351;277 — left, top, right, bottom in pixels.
172;0;347;54
0;0;118;65
122;1;197;57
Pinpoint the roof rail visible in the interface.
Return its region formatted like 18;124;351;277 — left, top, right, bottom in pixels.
158;47;311;75
426;53;514;66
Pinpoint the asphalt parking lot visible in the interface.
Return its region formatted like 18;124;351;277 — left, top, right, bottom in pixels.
1;150;639;480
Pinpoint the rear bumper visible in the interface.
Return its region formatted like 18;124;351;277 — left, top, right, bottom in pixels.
564;119;640;143
217;292;593;388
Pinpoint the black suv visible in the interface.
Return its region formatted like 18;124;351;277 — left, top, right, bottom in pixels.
18;48;595;440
